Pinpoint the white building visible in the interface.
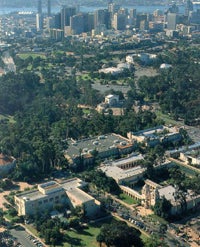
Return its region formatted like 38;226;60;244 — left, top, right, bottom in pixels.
100;153;145;185
15;178;100;217
127;125;182;147
105;94;119;106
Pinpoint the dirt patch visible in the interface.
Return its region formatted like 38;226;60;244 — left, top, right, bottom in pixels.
136;206;153;216
0;181;35;211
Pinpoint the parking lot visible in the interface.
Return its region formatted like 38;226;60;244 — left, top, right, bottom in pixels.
10;226;44;247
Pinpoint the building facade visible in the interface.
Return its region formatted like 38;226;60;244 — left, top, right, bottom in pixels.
15;178;100;217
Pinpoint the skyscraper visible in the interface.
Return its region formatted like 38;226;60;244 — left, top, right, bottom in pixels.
36;0;43;31
38;0;42;14
185;0;193;16
61;6;76;30
47;0;51;17
113;13;126;30
94;9;109;28
167;13;177;30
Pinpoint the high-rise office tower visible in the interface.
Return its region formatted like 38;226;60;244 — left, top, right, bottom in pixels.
113;13;126;30
38;0;42;14
167;13;177;30
61;6;76;30
108;2;120;17
36;13;43;31
47;0;51;17
70;14;84;35
54;12;62;29
94;9;109;28
36;0;43;31
136;14;148;29
130;9;137;19
185;0;193;16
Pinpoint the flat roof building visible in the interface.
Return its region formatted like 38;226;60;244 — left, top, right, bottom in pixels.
65;133;135;166
100;153;145;185
15;178;100;217
127;125;182;147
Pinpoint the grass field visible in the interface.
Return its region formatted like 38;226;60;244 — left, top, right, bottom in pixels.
118;193;138;205
17;53;46;60
61;217;113;247
155;110;183;126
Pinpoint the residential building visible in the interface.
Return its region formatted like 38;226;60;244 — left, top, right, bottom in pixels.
15;178;100;217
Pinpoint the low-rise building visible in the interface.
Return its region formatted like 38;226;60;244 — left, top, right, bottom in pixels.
65;133;135;166
127;125;182;147
100;153;145;185
179;150;200;167
15;178;100;217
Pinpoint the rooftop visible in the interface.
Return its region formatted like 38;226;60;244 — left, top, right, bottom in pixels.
158;185;176;202
65;133;131;158
102;153;144;167
66;187;94;203
100;165;145;182
131;125;179;139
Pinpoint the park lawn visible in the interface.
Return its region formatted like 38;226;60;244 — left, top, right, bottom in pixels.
118;193;138;205
25;224;39;237
155;110;183;126
61;217;114;247
17;53;46;60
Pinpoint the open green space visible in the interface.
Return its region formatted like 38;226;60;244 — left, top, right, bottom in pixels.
60;217;114;247
59;216;148;247
17;53;46;60
118;193;138;205
155;110;183;126
25;224;39;237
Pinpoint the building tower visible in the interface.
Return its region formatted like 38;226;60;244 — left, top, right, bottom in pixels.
38;0;42;14
36;0;43;31
61;6;76;30
47;0;51;17
185;0;193;16
112;12;126;30
167;13;177;30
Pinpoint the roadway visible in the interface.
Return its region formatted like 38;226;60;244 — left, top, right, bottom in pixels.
106;193;190;247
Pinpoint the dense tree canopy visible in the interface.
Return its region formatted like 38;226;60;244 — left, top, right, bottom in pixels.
138;49;200;123
96;221;143;247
